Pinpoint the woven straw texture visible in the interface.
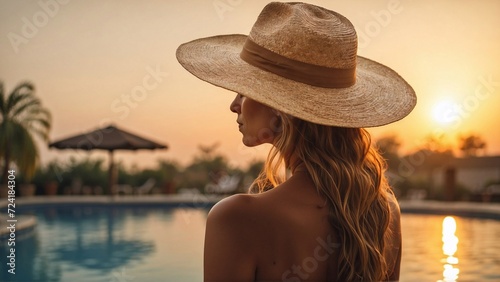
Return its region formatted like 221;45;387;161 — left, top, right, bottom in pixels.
176;2;416;127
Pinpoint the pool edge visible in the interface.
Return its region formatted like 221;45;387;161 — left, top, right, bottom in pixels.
1;195;499;219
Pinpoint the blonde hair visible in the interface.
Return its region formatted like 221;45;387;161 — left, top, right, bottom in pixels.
250;114;393;281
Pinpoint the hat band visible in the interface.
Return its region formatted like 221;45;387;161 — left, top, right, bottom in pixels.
240;39;356;88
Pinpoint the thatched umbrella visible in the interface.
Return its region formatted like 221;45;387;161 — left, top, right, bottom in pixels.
49;124;167;195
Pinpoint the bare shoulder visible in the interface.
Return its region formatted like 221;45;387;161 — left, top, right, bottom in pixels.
205;193;263;241
204;194;261;280
207;193;258;223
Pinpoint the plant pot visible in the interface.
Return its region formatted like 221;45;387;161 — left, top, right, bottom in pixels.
163;182;176;194
44;181;59;195
0;184;10;198
19;184;36;197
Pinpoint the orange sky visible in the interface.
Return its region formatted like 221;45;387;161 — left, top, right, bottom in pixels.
1;0;499;170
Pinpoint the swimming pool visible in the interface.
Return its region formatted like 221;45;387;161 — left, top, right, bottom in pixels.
1;203;499;281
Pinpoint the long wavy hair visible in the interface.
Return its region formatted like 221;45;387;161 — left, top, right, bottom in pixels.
250;113;393;281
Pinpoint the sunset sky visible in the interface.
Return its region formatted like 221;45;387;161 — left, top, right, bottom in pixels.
1;0;499;170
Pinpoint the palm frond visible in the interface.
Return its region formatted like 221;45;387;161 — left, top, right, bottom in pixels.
0;120;14;157
21;118;51;141
8;122;39;179
0;121;39;180
0;81;5;114
11;96;42;119
6;82;35;113
20;108;52;140
0;81;51;181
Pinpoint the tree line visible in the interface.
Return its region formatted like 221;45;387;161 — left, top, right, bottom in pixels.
27;144;262;196
376;133;493;201
0;80;495;198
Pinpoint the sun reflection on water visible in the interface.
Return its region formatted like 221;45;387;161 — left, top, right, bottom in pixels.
439;216;459;282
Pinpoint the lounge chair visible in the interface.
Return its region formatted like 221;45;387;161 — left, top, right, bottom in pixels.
135;178;156;195
205;175;240;194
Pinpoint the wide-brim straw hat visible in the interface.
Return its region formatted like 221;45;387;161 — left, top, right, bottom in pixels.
176;2;416;127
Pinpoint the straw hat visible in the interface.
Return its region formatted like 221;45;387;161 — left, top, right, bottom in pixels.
176;2;416;127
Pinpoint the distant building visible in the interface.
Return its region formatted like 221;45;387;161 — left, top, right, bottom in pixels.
389;154;500;201
434;156;500;193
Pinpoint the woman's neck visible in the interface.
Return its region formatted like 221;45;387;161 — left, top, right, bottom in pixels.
287;155;305;175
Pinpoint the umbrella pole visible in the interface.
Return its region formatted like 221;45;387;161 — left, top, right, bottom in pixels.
108;150;115;196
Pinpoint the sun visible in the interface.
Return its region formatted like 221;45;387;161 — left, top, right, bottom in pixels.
432;99;458;125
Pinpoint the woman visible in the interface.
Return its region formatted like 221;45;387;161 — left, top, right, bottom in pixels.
177;2;416;281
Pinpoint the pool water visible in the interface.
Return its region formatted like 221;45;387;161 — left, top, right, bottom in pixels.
401;213;500;281
1;206;207;282
1;206;499;281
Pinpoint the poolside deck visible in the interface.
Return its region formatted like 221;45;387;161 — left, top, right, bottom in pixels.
399;200;500;219
0;194;223;208
2;195;500;215
1;195;499;239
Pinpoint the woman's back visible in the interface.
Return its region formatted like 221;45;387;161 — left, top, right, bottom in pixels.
177;4;414;280
204;170;401;281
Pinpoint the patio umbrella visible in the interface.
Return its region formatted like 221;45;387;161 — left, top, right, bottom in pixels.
49;124;168;195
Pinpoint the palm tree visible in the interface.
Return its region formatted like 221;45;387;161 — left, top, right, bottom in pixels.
0;81;51;183
459;134;487;157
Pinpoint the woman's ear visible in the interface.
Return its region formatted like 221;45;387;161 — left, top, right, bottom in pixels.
269;110;284;135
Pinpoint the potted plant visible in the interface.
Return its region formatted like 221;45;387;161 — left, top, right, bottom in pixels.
0;173;13;198
33;163;61;196
43;162;63;195
15;172;37;197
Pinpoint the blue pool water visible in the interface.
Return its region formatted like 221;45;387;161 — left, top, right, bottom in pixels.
1;204;499;281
